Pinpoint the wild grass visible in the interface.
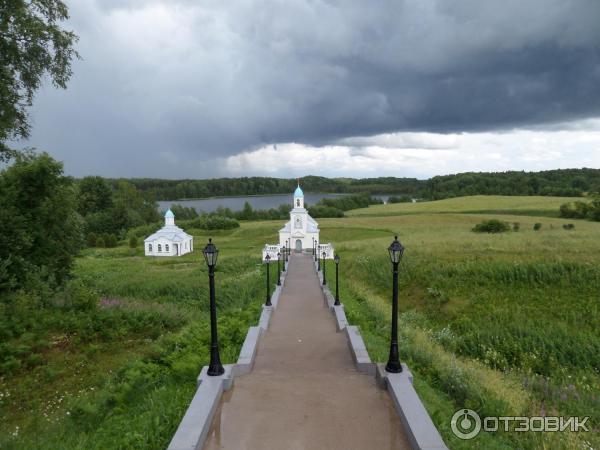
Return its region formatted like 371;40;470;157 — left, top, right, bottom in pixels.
319;205;600;449
0;226;276;449
2;196;599;449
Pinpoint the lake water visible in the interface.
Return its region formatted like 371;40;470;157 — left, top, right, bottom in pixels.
158;193;391;213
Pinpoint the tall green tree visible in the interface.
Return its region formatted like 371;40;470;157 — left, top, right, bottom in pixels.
77;176;113;216
0;152;84;290
0;0;79;160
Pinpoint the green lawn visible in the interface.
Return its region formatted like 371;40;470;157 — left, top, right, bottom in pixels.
348;195;582;217
1;196;598;449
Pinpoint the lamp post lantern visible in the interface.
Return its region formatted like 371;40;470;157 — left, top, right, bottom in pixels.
203;238;224;376
317;245;321;271
322;251;327;285
282;245;287;271
334;254;340;305
385;235;405;373
277;252;281;286
265;254;272;306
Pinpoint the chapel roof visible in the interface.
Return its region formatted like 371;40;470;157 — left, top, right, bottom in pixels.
144;225;192;243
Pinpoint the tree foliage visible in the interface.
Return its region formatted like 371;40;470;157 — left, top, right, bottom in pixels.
80;180;160;238
101;169;600;202
0;152;83;290
426;169;600;199
77;176;113;216
169;204;198;220
559;198;600;221
0;0;79;159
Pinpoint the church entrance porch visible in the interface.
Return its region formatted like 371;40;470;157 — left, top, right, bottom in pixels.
295;239;302;252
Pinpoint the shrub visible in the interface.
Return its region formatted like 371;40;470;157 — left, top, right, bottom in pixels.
318;194;382;211
102;233;118;248
563;223;575;230
472;219;511;233
307;205;345;218
533;223;542;231
128;236;138;248
58;280;98;312
87;232;97;247
169;204;198;220
95;236;105;248
189;214;239;230
559;200;596;220
512;222;520;232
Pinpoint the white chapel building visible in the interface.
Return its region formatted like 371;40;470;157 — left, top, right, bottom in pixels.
279;184;319;252
144;209;193;257
263;183;333;260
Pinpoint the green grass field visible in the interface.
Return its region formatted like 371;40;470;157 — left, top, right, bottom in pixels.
1;195;598;449
348;194;582;217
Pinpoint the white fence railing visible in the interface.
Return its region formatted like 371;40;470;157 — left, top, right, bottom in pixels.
262;243;334;261
317;243;334;259
262;244;283;262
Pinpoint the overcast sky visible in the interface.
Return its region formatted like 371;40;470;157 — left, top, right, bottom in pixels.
20;0;600;179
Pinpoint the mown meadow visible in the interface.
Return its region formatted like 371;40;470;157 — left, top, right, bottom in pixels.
1;195;598;449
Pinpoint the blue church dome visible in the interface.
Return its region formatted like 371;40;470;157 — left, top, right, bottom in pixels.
294;185;304;197
165;209;175;218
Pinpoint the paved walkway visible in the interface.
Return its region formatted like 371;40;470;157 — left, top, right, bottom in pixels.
203;254;410;450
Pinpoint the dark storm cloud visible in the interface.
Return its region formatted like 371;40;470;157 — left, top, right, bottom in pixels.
22;0;600;176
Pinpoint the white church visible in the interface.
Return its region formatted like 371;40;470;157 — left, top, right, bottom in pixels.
144;209;193;257
263;183;333;260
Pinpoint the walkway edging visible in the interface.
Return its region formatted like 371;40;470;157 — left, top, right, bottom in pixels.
376;364;449;450
167;268;287;450
314;258;449;450
168;364;234;450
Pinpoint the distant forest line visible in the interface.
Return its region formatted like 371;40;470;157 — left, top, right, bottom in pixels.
100;168;600;200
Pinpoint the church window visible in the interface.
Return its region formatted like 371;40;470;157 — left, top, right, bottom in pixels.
297;199;300;206
149;244;153;252
158;244;162;252
166;244;170;252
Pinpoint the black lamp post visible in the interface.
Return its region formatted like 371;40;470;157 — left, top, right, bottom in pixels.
314;242;318;262
312;237;315;256
203;238;224;376
334;254;340;306
282;245;287;270
287;238;291;255
385;235;405;373
322;251;327;285
317;245;321;271
277;252;281;286
265;254;272;306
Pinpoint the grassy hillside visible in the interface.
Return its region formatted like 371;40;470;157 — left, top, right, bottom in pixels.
1;196;598;449
321;205;599;449
0;225;280;449
347;195;581;217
